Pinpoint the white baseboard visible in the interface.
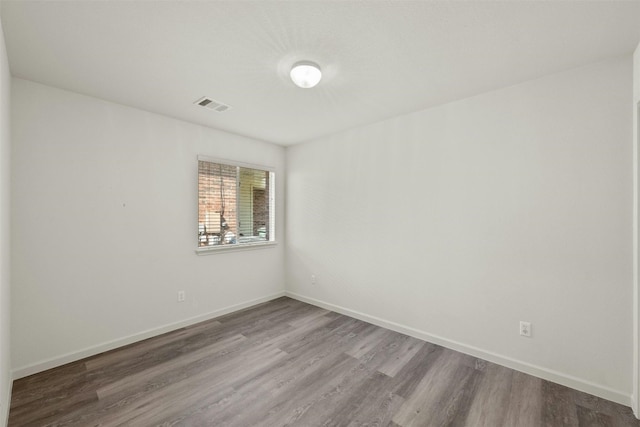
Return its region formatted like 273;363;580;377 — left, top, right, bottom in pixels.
285;291;631;408
12;291;286;380
1;381;11;427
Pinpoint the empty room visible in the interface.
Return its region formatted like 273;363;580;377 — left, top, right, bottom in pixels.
1;0;640;426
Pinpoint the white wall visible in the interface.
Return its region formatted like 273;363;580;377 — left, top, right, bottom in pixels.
11;79;285;376
0;14;11;427
286;56;633;404
633;42;640;415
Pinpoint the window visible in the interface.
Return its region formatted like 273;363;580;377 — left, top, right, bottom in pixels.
197;157;275;251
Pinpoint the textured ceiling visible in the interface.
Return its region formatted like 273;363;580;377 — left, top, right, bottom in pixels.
2;1;640;146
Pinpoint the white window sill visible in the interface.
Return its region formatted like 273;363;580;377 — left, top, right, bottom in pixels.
195;241;278;256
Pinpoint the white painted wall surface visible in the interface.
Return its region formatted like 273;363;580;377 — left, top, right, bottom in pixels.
286;56;633;403
0;15;11;427
11;79;285;375
633;42;640;416
635;45;640;104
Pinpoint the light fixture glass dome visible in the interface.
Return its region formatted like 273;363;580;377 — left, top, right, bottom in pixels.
290;61;322;88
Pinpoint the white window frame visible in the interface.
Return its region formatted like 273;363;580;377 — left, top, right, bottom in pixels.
196;155;276;255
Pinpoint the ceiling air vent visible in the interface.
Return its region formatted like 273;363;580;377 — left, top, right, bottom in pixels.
194;96;232;113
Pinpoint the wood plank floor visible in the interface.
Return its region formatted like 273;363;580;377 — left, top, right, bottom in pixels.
9;297;640;426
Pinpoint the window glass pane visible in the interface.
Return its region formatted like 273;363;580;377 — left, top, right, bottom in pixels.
198;161;238;246
198;159;274;248
238;167;269;243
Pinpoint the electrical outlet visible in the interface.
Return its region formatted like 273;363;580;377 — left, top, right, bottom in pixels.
519;321;531;337
177;291;186;302
311;275;316;285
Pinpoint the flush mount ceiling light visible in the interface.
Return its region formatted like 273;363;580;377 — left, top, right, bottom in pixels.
290;61;322;88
